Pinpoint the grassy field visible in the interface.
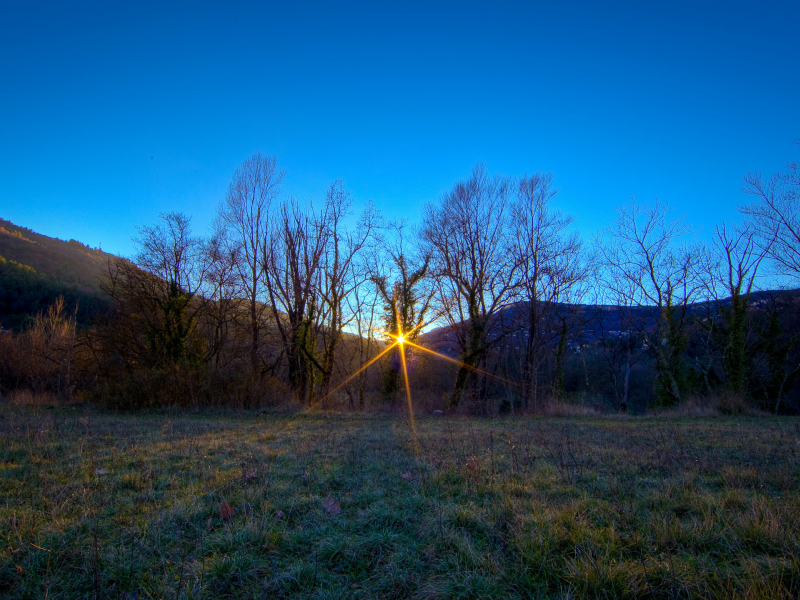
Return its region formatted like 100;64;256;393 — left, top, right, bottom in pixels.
1;405;799;599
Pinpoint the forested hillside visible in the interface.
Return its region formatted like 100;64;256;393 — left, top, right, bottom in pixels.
0;219;112;329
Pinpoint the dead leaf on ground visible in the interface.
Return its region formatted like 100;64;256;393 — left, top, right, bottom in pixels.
7;545;20;554
400;471;414;481
322;493;341;515
220;500;234;520
95;468;108;475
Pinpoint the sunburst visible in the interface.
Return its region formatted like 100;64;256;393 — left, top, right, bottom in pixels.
315;323;522;444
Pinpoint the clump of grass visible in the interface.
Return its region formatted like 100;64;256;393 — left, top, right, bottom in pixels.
0;405;798;598
541;400;602;418
8;389;58;407
660;392;773;418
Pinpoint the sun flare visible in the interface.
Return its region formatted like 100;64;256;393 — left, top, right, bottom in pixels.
313;322;523;450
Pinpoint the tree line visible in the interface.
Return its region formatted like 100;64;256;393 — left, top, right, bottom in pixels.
1;152;799;413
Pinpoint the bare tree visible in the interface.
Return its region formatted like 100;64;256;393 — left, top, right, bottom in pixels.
316;182;380;400
422;164;521;407
200;230;243;371
134;212;205;294
601;198;702;406
344;274;382;409
262;197;329;403
510;173;588;407
20;297;79;397
96;256;204;372
592;305;646;412
741;157;800;280
119;213;209;373
217;153;283;374
546;257;594;401
701;222;769;394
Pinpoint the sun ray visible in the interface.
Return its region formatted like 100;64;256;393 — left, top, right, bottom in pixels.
385;320;425;345
398;335;419;451
404;340;521;391
311;341;399;408
310;320;521;415
394;298;403;345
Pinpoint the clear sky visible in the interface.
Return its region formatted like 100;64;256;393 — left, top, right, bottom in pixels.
2;0;798;257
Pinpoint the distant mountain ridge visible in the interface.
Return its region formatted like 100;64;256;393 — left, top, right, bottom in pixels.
420;289;800;357
0;218;115;329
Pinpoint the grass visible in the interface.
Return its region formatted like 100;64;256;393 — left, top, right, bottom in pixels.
1;404;799;599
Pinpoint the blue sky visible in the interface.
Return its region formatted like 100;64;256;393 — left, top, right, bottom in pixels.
1;0;798;256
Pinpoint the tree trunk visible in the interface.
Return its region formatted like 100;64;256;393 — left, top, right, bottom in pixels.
523;301;539;410
622;348;631;413
724;294;748;393
449;319;486;408
249;294;259;374
553;318;568;401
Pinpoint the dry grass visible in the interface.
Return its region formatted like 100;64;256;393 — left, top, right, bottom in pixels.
0;403;798;598
656;393;773;419
7;390;60;407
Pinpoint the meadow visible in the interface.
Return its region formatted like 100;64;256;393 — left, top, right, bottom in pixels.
1;404;798;599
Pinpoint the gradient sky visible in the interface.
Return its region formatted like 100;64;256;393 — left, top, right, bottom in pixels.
2;0;798;257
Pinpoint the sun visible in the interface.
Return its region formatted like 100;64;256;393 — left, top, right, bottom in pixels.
313;321;521;451
317;323;516;415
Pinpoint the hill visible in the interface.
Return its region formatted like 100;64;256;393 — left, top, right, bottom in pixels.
420;289;800;355
0;219;114;329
